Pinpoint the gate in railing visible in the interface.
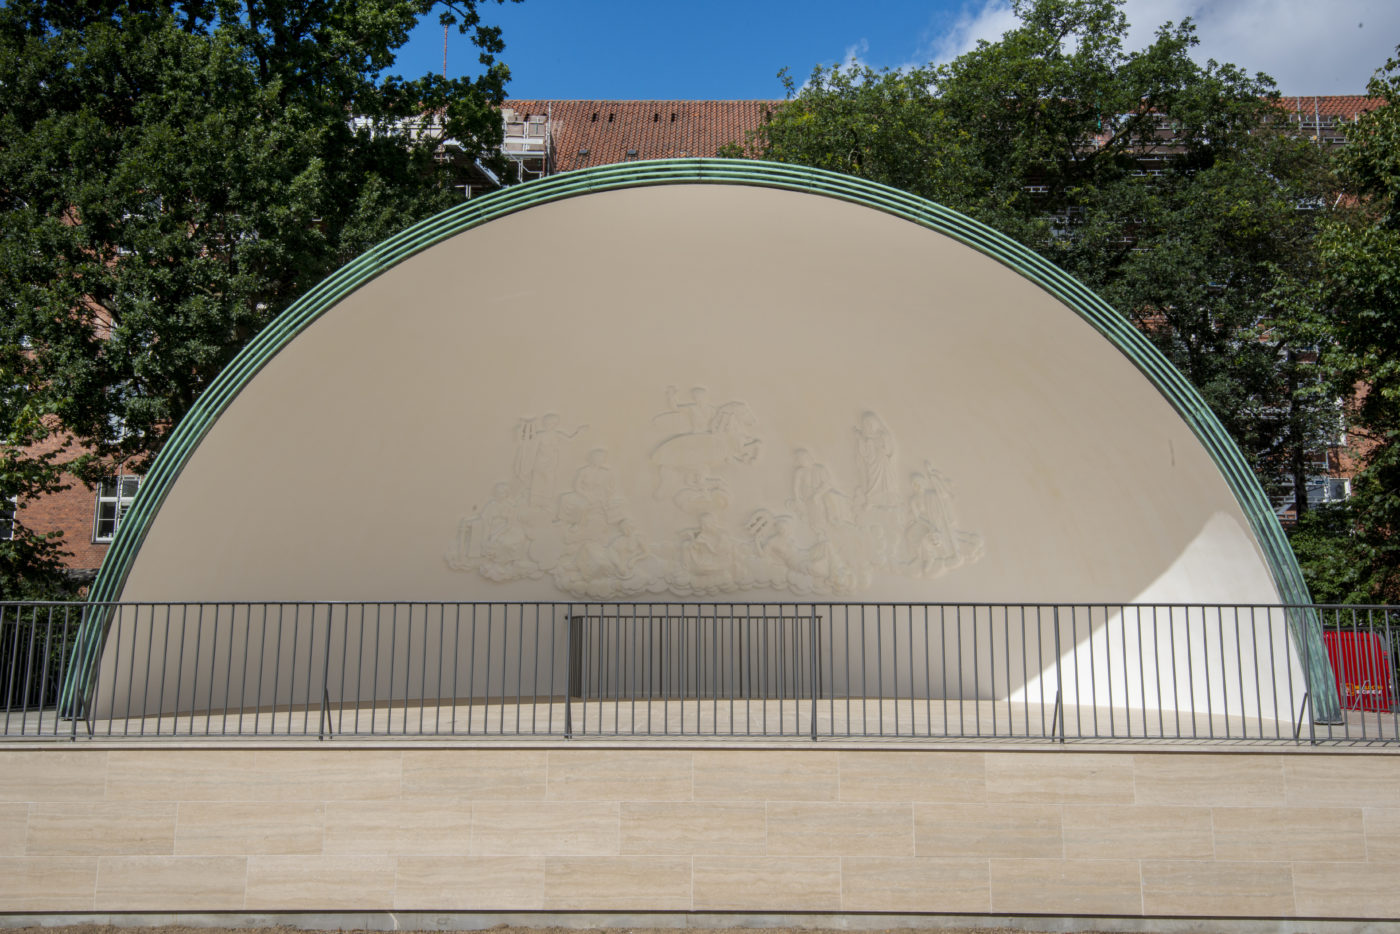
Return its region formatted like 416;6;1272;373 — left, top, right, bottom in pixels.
1;601;1395;744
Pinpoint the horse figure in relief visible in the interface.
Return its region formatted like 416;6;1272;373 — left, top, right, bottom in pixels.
650;400;761;497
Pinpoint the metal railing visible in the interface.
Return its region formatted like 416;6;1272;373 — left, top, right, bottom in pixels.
1;601;1395;744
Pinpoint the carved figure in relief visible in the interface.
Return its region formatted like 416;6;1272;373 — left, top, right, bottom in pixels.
551;449;666;597
656;386;716;434
447;482;540;580
674;512;736;590
801;531;859;594
744;509;858;596
742;510;804;591
607;520;652;571
903;462;985;577
561;520;655;590
673;470;731;517
572;449;624;511
854;411;898;511
556;449;627;544
513;413;586;506
650;396;761;497
789;448;851;529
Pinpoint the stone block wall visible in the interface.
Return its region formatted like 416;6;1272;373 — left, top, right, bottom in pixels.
0;745;1395;920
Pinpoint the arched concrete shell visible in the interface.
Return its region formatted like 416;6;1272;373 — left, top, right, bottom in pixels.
74;160;1335;720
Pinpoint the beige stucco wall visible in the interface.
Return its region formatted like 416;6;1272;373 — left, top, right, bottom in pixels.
0;744;1396;920
116;183;1281;608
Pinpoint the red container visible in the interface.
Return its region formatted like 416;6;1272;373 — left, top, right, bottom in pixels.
1324;631;1397;712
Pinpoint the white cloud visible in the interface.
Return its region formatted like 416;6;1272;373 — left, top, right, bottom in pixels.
835;1;1019;76
1121;0;1400;93
925;0;1021;65
842;38;872;69
911;0;1398;93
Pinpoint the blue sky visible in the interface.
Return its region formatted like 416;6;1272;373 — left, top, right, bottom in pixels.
393;0;1400;99
394;0;955;100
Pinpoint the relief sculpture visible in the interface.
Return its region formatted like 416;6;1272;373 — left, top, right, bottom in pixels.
650;388;761;497
445;390;984;597
513;413;586;507
446;482;541;581
854;411;898;510
905;461;984;575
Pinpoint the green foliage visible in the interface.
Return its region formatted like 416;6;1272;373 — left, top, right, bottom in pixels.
1096;133;1338;508
0;359;74;600
1314;49;1400;603
734;0;1353;586
722;64;961;204
1288;505;1399;604
0;0;519;592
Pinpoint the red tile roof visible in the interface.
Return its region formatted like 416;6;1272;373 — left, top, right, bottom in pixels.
505;96;1388;175
506;100;778;171
1275;95;1385;121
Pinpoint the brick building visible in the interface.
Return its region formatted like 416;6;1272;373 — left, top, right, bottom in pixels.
9;95;1383;587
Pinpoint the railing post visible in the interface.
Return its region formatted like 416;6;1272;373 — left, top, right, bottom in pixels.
1052;606;1064;743
1301;616;1318;745
809;607;819;742
71;605;87;740
319;687;332;740
318;607;334;740
76;609;93;734
3;607;23;735
564;614;576;739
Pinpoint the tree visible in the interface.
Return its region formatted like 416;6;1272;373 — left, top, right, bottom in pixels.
0;369;72;598
719;64;966;207
0;0;520;596
1302;48;1400;603
730;0;1339;525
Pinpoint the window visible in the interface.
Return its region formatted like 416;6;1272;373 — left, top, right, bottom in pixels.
1269;475;1352;519
93;475;141;543
0;497;14;541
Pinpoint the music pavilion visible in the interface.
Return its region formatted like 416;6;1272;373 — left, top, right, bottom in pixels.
79;159;1336;732
29;157;1400;927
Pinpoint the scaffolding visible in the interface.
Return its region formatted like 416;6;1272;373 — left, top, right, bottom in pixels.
1285;96;1352;146
501;107;553;181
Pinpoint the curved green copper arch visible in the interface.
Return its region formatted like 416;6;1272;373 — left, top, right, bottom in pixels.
68;158;1339;719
